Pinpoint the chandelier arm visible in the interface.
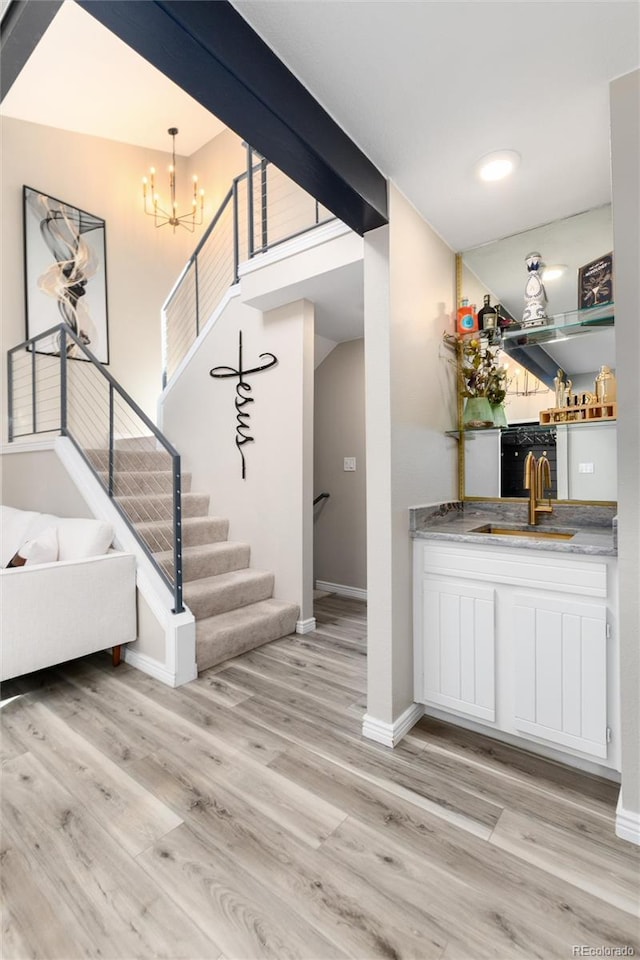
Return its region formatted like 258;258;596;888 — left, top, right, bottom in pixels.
142;127;204;232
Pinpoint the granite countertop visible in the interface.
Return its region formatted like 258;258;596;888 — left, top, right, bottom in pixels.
410;501;617;557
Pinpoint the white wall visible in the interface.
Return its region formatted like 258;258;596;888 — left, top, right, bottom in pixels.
188;129;246;215
1;446;92;517
464;431;501;498
610;69;640;839
160;293;315;624
566;422;617;501
314;338;366;591
365;184;457;726
1;118;246;438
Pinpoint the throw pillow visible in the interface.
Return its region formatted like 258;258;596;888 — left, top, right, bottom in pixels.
56;519;113;560
0;505;40;567
19;526;59;565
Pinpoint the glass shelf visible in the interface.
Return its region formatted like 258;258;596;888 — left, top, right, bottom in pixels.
446;427;500;438
500;302;614;348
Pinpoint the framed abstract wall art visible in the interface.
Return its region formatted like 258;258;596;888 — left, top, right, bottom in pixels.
23;186;110;363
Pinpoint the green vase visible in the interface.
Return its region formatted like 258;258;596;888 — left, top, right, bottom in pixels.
463;397;494;429
491;403;508;428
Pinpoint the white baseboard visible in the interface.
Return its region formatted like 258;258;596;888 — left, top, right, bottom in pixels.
315;580;367;602
616;794;640;845
362;702;425;748
124;647;197;688
296;617;317;634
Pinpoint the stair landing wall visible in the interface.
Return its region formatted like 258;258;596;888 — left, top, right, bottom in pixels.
160;293;314;628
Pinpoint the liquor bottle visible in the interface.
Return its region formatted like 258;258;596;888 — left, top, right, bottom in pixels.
456;298;478;335
477;294;498;333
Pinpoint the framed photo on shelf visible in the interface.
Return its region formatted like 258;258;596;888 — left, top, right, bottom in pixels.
577;252;613;310
23;185;109;363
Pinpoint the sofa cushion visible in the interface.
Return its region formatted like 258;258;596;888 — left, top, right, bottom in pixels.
0;506;40;566
56;518;113;560
20;526;59;565
1;506;114;566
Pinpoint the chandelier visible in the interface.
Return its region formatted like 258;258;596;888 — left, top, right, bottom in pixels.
142;127;204;232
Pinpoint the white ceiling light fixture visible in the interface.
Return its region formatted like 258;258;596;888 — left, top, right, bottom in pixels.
475;149;521;183
543;264;568;282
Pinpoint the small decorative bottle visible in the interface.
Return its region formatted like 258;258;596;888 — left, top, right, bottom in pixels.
477;294;498;333
554;369;571;408
522;252;548;328
456;298;478;335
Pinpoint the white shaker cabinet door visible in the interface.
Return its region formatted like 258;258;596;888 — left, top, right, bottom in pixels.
513;592;608;758
419;577;496;721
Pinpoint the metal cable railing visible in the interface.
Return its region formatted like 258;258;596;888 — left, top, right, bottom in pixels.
6;155;338;609
7;324;184;613
162;149;337;386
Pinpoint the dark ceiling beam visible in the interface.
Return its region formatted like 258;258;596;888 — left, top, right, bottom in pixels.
75;0;388;236
0;0;62;100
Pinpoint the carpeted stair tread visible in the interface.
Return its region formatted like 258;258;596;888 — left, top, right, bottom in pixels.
196;599;299;671
87;438;297;671
87;448;175;471
115;491;209;523
135;516;229;552
183;568;274;619
155;540;251;580
98;470;192;495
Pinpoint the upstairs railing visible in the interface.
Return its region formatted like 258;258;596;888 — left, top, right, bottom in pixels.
162;146;335;385
7;324;184;613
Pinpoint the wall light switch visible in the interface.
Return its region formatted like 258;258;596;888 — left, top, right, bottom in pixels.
578;462;595;474
344;457;356;472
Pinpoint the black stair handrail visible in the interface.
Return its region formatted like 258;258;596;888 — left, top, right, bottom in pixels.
313;492;330;506
7;322;184;613
161;150;336;386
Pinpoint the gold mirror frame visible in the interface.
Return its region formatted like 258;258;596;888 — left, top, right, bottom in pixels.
454;253;616;508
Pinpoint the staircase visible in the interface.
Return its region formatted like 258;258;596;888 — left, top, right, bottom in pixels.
88;442;299;671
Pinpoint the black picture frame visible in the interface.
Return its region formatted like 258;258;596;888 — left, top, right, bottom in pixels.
23;185;109;363
578;252;613;311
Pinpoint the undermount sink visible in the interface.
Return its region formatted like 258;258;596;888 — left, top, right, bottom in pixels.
470;523;577;541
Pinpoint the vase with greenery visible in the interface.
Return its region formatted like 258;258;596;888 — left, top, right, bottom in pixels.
459;336;495;428
443;332;509;429
487;366;509;427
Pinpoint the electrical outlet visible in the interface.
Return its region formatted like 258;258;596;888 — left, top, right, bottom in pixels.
578;462;595;474
343;457;356;472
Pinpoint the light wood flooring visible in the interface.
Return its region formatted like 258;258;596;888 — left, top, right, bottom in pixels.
1;595;638;959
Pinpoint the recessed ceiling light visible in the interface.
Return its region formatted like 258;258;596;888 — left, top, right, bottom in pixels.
475;150;521;182
543;264;568;282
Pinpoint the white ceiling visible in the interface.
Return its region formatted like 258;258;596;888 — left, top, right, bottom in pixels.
232;0;639;252
1;1;225;155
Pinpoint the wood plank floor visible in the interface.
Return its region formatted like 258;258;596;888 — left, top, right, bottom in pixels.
2;595;638;960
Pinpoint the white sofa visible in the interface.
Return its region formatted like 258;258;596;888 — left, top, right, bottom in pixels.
1;505;137;682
